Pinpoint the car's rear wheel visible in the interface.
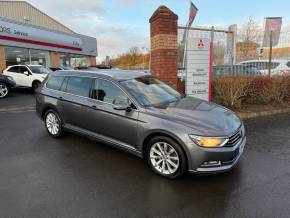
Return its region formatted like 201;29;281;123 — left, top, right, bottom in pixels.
32;81;41;91
45;110;63;138
0;82;9;99
147;136;187;179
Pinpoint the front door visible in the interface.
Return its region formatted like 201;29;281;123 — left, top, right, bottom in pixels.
87;78;139;148
18;66;32;87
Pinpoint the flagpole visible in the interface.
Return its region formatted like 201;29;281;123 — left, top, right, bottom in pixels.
183;0;192;97
182;0;192;70
182;21;189;69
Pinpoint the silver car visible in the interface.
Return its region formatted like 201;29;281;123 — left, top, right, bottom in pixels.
36;70;246;179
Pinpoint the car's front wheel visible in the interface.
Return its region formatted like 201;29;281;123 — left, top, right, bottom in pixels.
147;136;187;179
0;82;10;99
45;110;63;138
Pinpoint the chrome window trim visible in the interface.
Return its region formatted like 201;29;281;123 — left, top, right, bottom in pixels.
93;77;140;109
44;75;140;111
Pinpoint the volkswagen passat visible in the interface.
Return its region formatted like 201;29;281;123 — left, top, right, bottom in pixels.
36;70;246;179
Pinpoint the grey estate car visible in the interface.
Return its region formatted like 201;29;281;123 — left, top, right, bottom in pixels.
36;70;246;179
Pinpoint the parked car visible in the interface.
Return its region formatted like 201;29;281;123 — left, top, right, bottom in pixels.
36;70;246;179
0;74;16;98
213;64;261;77
3;65;52;90
239;59;290;75
50;66;74;71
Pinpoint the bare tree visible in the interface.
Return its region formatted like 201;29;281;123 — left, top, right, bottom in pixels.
237;17;263;61
239;17;262;42
128;47;140;67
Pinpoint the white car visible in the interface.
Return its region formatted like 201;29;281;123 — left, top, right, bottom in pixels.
3;65;52;90
239;60;290;75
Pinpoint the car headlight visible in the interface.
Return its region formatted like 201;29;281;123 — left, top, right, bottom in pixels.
189;135;229;148
7;76;14;81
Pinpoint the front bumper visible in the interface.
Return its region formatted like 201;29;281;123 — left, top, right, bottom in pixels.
188;136;246;174
5;79;16;88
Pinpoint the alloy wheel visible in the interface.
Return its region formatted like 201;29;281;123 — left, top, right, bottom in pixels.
149;142;180;175
46;113;60;136
0;84;8;98
33;81;41;91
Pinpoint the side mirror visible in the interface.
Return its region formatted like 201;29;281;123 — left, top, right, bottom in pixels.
24;71;30;76
113;102;132;112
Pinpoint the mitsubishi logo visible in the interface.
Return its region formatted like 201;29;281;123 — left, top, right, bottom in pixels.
270;20;278;31
198;39;205;49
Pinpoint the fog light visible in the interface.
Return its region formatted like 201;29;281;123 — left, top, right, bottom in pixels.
201;161;221;167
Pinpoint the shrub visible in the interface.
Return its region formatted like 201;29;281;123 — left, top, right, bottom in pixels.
213;77;250;108
213;75;290;108
247;77;273;104
271;74;290;103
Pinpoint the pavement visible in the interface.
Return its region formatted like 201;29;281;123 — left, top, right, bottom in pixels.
0;90;290;218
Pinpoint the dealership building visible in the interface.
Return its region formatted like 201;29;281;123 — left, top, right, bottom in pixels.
0;1;97;72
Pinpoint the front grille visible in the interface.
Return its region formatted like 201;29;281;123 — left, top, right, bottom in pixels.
225;128;242;147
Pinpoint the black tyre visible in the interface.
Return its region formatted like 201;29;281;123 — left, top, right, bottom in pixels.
146;136;187;179
0;82;10;99
32;81;41;91
44;110;63;138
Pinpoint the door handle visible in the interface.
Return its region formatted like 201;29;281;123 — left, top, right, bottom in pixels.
91;105;97;109
59;96;63;100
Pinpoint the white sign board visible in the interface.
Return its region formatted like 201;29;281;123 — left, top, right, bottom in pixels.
0;19;82;51
186;38;212;101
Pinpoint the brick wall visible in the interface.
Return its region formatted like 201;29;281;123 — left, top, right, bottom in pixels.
89;56;96;66
0;45;6;73
149;6;181;91
50;52;60;67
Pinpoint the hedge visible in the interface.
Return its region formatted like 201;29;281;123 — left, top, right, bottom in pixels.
212;75;290;109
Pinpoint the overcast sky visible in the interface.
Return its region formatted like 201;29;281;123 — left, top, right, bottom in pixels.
26;0;290;62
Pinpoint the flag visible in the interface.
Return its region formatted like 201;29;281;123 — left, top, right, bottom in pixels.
182;1;198;68
188;1;198;27
262;17;282;47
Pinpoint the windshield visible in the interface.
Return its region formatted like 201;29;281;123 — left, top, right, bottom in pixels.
120;76;182;107
29;66;52;74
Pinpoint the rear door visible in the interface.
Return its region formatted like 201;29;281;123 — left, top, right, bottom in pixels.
58;76;93;130
87;78;139;147
4;66;21;85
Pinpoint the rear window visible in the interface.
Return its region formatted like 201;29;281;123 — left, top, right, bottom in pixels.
65;77;92;97
46;76;65;90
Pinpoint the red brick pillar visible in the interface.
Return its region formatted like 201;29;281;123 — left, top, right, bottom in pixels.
150;6;180;90
50;52;60;67
0;45;6;73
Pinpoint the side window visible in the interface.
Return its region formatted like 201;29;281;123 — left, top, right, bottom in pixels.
8;66;19;73
92;79;129;105
19;66;29;74
65;77;92;97
271;62;280;69
46;76;65;90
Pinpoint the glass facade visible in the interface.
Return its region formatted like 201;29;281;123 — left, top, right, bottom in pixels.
4;46;92;68
60;53;89;67
5;47;30;66
5;46;50;67
30;49;50;66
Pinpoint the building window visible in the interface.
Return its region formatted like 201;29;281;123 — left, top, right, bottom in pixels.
30;49;50;66
5;47;30;66
60;53;89;67
4;46;50;67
